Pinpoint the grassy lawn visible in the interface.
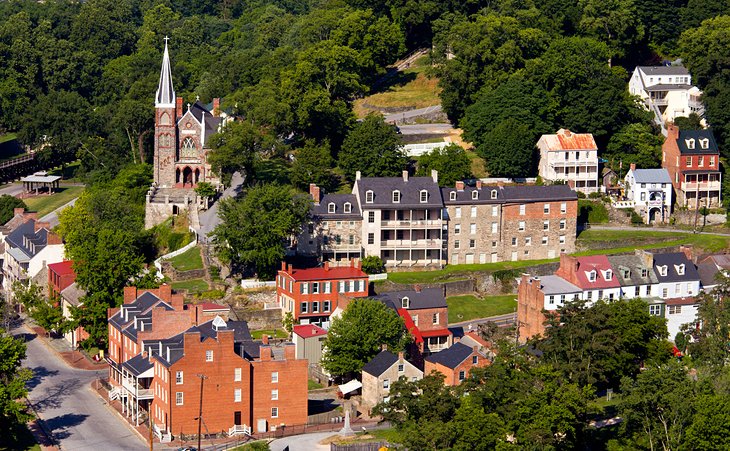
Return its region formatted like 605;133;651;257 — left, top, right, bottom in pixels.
250;329;288;339
23;185;84;217
447;294;517;322
387;230;730;284
355;427;404;444
354;56;440;116
166;246;203;271
0;421;41;451
308;379;324;390
171;279;209;294
466;149;487;178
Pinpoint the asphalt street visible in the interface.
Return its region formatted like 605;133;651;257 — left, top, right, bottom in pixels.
16;324;147;451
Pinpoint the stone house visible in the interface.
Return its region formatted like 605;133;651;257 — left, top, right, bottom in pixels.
361;350;422;411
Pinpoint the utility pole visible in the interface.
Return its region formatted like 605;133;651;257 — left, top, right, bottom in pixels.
196;374;208;451
148;413;154;451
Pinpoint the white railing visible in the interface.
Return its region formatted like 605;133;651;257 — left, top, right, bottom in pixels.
381;219;442;227
241;279;276;289
402;143;448;157
368;273;388;281
381;239;442;249
109;386;122;400
153;424;172;443
228;424;252;436
154;230;198;278
612;200;635;209
684;181;722;191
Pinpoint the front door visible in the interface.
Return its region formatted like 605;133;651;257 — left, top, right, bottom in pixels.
234;411;242;426
479;253;486;264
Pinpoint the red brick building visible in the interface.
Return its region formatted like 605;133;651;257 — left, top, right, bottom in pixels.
276;260;368;324
662;124;722;208
424;342;490;386
107;286;308;441
47;261;89;347
47;261;75;299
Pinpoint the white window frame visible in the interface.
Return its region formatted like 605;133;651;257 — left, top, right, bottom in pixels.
272;389;279;400
392;190;401;203
420;190;428;203
176;392;184;406
176;371;183;385
271;407;279;418
344;202;352;213
365;191;374;203
491;190;497;199
206;350;213;362
470;206;477;218
272;372;279;383
519;204;526;215
543;204;550;214
328;203;336;213
450;191;457;201
234;388;242;402
472;190;478;200
234;368;242;382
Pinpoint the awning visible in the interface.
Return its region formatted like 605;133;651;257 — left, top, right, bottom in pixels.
338;380;362;395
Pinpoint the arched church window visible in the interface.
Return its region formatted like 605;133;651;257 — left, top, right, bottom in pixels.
159;112;171;125
181;137;197;158
159;134;172;147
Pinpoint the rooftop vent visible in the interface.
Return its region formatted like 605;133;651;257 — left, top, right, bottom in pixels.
212;315;227;331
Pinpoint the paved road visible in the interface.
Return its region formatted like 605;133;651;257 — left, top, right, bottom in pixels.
385;105;443;123
269;431;335;451
397;123;453;135
16;324;146;451
0;182;23;196
197;171;245;241
40;197;78;228
587;224;730;237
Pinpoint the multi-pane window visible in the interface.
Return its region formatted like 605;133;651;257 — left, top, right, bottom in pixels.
323;301;331;312
176;392;184;405
686;156;692;167
368;212;375;223
518;221;525;231
344;202;352;213
365;191;373;203
519;204;526;215
392;191;401;203
544;204;550;214
548;295;555;305
649;305;661;316
272;389;279;400
459;371;466;381
525;237;531;246
368;233;374;245
542;236;548;245
472;355;478;364
272;372;279;383
328;203;336;213
420;190;428;203
206;350;213;362
662;288;668;298
450;191;457;201
271;408;279;418
511;237;517;246
470;206;477;217
398;363;404;373
668;305;682;314
561;202;567;214
559;235;566;244
176;371;183;384
454;224;461;234
559;219;566;230
491;190;497;199
301;303;308;313
312;302;320;313
234;388;242;402
383;379;390;389
433;313;439;324
454;240;460;249
543;220;549;231
469;239;475;248
234;368;242;382
312;282;319;294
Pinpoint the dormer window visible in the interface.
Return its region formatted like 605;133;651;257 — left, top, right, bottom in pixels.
491;190;497;199
328;203;336;214
344;202;352;213
604;270;612;281
401;297;409;308
450;191;457;201
365;190;374;203
622;269;631;279
685;138;695;149
658;265;668;277
675;264;685;275
392;190;401;203
471;190;478;200
587;270;596;282
699;138;709;149
420;190;428;203
641;268;648;278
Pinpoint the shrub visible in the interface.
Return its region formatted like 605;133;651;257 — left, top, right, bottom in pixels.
576;191;586;199
578;200;609;224
361;255;385;274
588;191;603;199
195;289;226;300
629;210;644;225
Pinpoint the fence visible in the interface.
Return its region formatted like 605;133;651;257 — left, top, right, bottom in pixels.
241;279;276;289
402;142;448;157
331;442;390;451
153;230;198;278
249;419;382;441
368;273;388;281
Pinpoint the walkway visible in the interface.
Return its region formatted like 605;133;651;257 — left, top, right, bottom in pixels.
449;312;517;329
40;197;79;228
197;171;245;241
587;224;730;237
384;105;442;123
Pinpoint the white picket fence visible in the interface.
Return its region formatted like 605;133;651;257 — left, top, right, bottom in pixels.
153;228;198;278
402;142;448;156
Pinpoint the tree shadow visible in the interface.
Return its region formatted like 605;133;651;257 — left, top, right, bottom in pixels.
43;413;89;440
32;379;82;412
12;331;36;343
26;366;60;390
372;69;418;93
308;397;341;415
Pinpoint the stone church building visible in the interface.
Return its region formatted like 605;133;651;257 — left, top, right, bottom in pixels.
145;40;226;228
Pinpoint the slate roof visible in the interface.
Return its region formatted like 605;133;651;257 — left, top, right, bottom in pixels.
313;194;361;219
5;220;50;259
362;350;399;377
676;130;719;155
537;275;582;295
696;254;730;287
631;169;672;184
425;342;474;369
441;186;502;205
645;84;693;91
374;288;447;310
356;176;442;208
60;282;86;307
606;255;659;287
108;291;174;336
500;185;577;202
122;353;153;376
652;253;700;283
637;66;690;76
284;265;367;281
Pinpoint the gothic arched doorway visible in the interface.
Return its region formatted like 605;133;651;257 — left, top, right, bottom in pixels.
194;168;200;184
183;167;193;187
175;168;181;184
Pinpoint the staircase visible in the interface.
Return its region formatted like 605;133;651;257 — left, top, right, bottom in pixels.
228;424;252;437
153;424;173;443
109;386;122;400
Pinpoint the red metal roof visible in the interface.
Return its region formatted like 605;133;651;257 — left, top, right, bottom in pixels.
542;129;597;151
48;260;75;276
398;308;423;344
420;328;452;338
573;256;621;289
282;266;367;281
664;297;697;306
293;324;328;339
200;302;228;311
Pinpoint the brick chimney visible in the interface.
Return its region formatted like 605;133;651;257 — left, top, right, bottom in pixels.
281;261;287;271
414;284;422;293
680;245;693;262
567;180;576;189
398;351;404;360
667;123;679;140
630;163;636;172
176;97;183;119
455;181;465;191
309;184;321;205
158;283;172;302
324;261;330;271
476;180;483;189
261;334;269;345
13;208;25;216
212;98;220;117
34;221;51;232
284;343;295;360
46;231;62;245
259;345;272;361
123;286;138;304
402;170;409;182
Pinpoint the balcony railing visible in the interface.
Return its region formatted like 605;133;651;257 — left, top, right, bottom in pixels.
322;243;361;252
229;424;252;437
381;239;443;249
381;219;443;227
683;181;722;191
122;377;153;400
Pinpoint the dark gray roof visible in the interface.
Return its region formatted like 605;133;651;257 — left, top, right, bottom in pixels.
631;169;671;184
646;84;693;91
652;253;700;283
697;261;721;287
5;220;49;259
122;353;153;376
676;130;719;155
108;291;174;340
500;184;577;202
362;350;398;377
313;194;361;219
441;186;502;205
638;66;690;76
606;255;659;287
374;288;447;310
356;176;442;208
425;342;474;369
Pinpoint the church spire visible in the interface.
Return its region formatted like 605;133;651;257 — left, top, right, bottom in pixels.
155;37;175;108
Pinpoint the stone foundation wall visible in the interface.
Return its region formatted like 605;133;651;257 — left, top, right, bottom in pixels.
233;308;283;330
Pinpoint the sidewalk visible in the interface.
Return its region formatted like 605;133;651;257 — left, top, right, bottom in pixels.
29;325;106;371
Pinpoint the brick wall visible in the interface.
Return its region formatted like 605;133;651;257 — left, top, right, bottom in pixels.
516;275;548;342
424;347;489;386
500;199;577;261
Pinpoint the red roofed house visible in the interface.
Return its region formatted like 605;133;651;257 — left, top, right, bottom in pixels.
293;324;327;365
48;261;89;348
276;259;369;325
537;129;599;194
555;254;622;300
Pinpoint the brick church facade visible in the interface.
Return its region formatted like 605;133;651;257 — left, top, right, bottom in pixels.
145;40;226;228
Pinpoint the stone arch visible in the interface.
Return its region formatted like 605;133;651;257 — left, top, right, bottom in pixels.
194;168;200;183
183;166;193;187
159;111;171;125
175;168;181;184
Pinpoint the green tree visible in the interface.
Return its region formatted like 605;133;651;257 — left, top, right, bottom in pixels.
680;273;730;367
605;123;664;170
338;113;407;182
360;255;385;275
290;139;336;192
679;15;730;87
673;113;704;130
0;195;27;225
415;144;472;187
685;394;730;450
322;298;409;377
207;121;279;185
477;118;536;178
0;329;33;427
579;0;644;60
213;184;310;279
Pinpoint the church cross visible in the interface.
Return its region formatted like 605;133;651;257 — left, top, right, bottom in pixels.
164;36;170;44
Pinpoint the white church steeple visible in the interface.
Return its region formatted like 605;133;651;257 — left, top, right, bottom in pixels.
155;37;175;108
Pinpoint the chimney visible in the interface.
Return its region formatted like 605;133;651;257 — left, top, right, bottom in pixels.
431;169;438;183
288;264;293;273
414;284;422;293
158;283;172;302
284;343;295;360
381;344;388;351
398;351;404;360
170;294;184;311
680;245;693;262
309;184;321;204
259;345;272;361
123;286;138;304
667;123;679;140
402;170;409;182
455;181;465;191
262;334;269;345
324;261;330;271
567;180;576;189
176;97;183;119
476;180;482;189
212;98;220;117
356;171;361;181
13;208;25;216
630;163;636;172
46;231;62;245
281;261;287;271
34;221;51;232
